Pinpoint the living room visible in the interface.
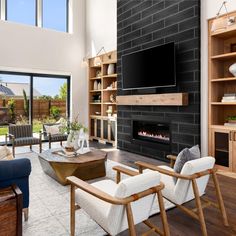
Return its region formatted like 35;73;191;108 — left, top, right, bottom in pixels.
0;0;236;235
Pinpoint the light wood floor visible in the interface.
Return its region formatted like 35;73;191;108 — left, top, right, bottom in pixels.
95;144;236;236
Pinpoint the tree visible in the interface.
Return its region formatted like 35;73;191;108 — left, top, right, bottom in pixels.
23;89;29;117
59;82;67;100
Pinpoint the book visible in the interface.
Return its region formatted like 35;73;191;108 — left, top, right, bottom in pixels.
52;150;79;158
224;93;236;97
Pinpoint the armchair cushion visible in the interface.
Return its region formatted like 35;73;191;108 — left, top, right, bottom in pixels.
14;137;40;146
0;146;13;160
0;158;31;208
44;124;61;135
75;172;161;235
174;145;200;173
9;124;32;138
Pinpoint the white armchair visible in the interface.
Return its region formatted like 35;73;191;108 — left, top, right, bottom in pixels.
67;171;170;236
135;156;229;236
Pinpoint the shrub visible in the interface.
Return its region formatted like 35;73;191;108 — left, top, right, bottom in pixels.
50;106;60;119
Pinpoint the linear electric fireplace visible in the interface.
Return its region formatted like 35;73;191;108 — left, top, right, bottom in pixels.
132;116;171;152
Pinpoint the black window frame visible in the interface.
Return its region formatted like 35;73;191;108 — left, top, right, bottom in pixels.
0;71;71;144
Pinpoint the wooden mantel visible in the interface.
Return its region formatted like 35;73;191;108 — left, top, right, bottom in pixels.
116;93;188;106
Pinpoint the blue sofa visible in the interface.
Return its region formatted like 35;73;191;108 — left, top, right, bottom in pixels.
0;158;31;220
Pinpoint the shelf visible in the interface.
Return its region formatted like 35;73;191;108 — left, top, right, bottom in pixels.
103;74;117;78
211;102;236;105
90;102;101;105
103;102;116;105
90;77;102;80
90;115;117;120
211;77;236;82
117;93;188;106
215;148;229;153
211;25;236;38
90;65;101;68
89;90;102;92
211;52;236;60
102;61;117;65
211;125;236;131
103;88;117;91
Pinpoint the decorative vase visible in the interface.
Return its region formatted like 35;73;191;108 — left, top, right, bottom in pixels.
107;64;115;75
93;80;98;90
229;63;236;77
66;131;79;151
97;82;101;90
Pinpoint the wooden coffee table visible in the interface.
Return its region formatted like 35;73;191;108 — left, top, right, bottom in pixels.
38;148;107;185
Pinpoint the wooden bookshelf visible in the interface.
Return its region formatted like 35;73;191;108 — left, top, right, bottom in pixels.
208;11;236;172
88;50;117;146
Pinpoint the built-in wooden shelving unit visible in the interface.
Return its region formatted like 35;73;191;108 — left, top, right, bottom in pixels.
208;11;236;172
88;50;117;146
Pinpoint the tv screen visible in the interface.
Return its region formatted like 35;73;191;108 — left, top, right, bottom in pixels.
122;42;176;90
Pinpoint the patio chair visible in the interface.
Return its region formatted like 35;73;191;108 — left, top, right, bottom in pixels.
42;123;68;149
6;124;42;157
67;171;170;236
124;156;228;236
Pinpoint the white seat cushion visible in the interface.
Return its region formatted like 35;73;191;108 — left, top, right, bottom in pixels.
75;179;117;234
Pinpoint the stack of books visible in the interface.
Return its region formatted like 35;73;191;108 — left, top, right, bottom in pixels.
221;93;236;102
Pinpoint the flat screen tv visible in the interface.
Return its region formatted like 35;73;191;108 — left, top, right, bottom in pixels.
122;42;176;90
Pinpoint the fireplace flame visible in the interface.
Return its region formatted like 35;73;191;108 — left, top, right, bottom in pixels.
138;131;170;141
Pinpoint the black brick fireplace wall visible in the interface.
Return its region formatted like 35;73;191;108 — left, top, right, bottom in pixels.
117;0;200;161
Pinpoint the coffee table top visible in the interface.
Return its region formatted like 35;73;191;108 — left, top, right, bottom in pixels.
38;148;107;164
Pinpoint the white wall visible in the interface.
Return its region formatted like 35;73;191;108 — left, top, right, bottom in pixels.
0;0;88;124
201;0;236;155
85;0;117;57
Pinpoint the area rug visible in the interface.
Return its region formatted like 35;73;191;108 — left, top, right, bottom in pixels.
17;151;131;236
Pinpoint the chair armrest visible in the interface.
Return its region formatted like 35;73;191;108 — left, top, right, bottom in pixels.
67;176;162;205
0;158;31;181
166;155;177;168
6;133;15;139
112;166;139;183
67;176;130;205
135;161;214;180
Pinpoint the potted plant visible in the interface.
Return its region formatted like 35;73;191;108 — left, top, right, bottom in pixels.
60;116;87;151
227;116;236;123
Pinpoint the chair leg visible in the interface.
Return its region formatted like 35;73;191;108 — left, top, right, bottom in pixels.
126;203;136;236
60;141;63;146
157;190;170;236
192;179;208;236
39;142;42;153
70;185;76;236
212;172;229;226
49;141;51;149
12;145;15;157
23;208;29;221
30;145;32;151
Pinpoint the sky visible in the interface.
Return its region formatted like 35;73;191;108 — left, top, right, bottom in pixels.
7;0;67;31
3;0;68;96
0;74;66;97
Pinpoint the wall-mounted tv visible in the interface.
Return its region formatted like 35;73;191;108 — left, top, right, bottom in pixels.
122;42;176;90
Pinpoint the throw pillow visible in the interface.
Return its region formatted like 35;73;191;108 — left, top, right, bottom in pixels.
44;124;61;135
0;146;14;160
173;145;200;173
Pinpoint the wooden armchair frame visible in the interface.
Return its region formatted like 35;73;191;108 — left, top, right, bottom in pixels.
67;174;170;236
5;131;42;157
113;157;229;236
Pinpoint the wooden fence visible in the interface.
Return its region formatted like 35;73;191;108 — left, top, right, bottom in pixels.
0;99;66;119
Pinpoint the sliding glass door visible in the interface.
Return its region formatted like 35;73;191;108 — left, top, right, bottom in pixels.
0;73;30;142
0;72;70;143
32;76;69;136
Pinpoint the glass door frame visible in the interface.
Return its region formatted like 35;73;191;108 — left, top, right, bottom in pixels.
0;71;71;144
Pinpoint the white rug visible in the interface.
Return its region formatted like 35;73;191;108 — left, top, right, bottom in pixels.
18;151;131;236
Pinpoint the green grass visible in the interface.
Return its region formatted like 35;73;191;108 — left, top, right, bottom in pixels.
0;123;43;136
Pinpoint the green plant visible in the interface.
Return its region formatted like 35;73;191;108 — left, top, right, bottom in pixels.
59;116;87;134
59;82;67;100
50;106;61;119
23;89;29;117
7;98;16;121
227;116;236;121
